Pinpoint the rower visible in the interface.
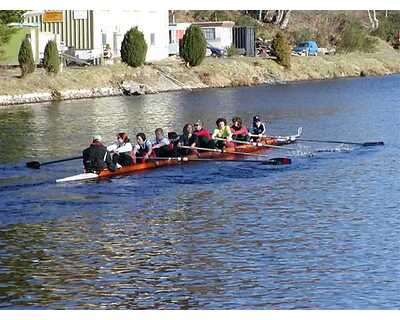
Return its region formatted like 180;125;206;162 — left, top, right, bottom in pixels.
250;115;267;142
230;116;250;142
133;133;154;163
83;135;115;173
107;132;134;167
152;128;171;157
193;120;212;149
211;118;234;149
177;123;199;156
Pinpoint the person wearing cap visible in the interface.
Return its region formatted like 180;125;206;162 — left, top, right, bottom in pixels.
211;118;234;149
230;116;250;142
83;135;115;173
193;120;212;149
107;132;134;167
250;116;267;142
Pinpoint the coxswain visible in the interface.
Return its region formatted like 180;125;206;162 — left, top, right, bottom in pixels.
230;116;249;142
133;133;154;163
83;135;115;173
250;115;267;142
193;120;212;149
177;123;199;156
152;128;171;157
107;132;134;167
211;118;234;149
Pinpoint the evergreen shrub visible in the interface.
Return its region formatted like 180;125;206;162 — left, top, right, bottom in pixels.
43;40;60;74
18;37;35;77
271;31;291;68
120;27;147;67
181;25;206;67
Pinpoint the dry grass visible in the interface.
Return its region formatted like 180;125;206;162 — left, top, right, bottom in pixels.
0;39;399;98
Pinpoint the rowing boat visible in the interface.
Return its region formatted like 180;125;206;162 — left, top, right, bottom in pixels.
56;128;302;183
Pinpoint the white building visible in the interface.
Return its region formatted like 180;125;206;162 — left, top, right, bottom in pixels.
168;21;235;55
193;21;234;50
23;10;169;62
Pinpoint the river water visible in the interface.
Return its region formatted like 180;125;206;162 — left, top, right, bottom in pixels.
0;75;399;309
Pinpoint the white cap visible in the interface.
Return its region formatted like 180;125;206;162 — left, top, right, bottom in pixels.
92;134;102;141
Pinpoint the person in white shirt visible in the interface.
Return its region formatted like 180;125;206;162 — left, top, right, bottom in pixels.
152;128;171;157
133;133;154;163
107;132;134;167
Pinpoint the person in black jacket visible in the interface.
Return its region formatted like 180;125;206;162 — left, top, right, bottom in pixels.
177;123;199;156
83;135;115;173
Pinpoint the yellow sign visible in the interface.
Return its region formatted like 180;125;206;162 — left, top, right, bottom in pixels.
43;11;63;23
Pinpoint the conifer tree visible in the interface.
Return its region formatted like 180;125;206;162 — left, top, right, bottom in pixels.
272;32;291;68
43;40;60;74
18;37;35;77
120;27;147;67
181;25;207;67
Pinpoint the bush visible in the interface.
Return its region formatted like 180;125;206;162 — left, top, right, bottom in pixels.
291;28;313;44
0;23;15;60
18;37;35;77
226;46;238;57
120;27;147;67
271;31;291;68
337;19;377;53
372;12;400;45
43;40;60;74
181;25;206;67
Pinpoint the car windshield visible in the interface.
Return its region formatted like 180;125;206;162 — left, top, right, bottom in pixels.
298;42;309;47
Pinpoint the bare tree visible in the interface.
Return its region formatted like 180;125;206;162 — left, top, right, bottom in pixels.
368;10;379;30
280;10;291;29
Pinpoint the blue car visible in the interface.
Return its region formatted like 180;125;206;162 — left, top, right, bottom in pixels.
207;45;226;57
293;40;319;56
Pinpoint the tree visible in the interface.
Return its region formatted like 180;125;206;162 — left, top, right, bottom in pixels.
43;40;60;74
271;31;291;68
181;25;206;67
18;37;35;77
368;10;379;30
0;23;15;60
0;10;26;24
120;27;147;67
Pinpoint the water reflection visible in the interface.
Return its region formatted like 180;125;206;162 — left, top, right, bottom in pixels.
0;75;399;308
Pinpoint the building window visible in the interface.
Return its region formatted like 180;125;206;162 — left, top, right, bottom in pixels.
151;33;155;46
202;28;216;41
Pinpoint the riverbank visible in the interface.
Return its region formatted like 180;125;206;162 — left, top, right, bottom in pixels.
1;39;399;106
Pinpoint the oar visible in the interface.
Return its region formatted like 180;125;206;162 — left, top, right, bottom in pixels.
178;145;278;159
214;137;296;150
26;156;83;169
297;138;384;147
145;156;291;165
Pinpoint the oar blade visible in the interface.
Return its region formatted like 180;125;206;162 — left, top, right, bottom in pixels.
362;141;384;147
26;161;41;169
261;157;292;165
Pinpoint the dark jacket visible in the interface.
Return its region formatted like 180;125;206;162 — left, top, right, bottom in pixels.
83;142;115;173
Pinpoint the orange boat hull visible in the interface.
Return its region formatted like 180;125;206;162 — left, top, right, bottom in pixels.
98;138;287;179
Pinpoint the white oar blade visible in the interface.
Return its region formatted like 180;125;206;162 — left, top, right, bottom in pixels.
56;173;99;183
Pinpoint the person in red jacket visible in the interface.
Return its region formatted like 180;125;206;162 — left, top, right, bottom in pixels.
230;116;249;141
193;120;212;148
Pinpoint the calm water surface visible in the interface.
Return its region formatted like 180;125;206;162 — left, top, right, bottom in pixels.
0;75;399;309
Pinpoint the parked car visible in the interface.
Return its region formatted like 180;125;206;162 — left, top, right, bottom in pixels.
293;40;319;56
206;45;226;57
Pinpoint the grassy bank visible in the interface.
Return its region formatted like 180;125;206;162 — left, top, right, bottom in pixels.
0;39;399;104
